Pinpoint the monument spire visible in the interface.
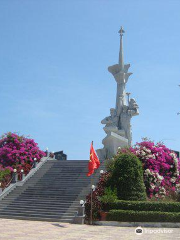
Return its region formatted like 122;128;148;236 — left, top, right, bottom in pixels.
118;26;125;71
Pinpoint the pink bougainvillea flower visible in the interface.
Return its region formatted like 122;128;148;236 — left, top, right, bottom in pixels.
0;132;45;169
118;140;180;199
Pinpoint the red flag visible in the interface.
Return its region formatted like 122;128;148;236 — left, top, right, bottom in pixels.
87;142;100;176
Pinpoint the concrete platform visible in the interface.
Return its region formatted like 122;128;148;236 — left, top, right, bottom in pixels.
0;218;180;240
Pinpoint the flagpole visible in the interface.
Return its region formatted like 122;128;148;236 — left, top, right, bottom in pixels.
88;140;100;225
90;141;93;225
90;174;93;225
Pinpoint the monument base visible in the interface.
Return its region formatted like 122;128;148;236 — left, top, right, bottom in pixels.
96;148;107;161
96;132;128;160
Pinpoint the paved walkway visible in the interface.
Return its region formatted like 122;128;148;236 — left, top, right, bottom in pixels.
0;218;180;240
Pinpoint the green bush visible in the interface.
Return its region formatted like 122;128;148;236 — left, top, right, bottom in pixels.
99;187;118;204
108;200;180;212
105;158;116;172
107;153;147;201
0;169;11;182
106;209;180;222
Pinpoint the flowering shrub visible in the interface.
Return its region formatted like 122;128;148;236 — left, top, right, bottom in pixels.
0;132;45;169
85;172;110;220
127;140;180;199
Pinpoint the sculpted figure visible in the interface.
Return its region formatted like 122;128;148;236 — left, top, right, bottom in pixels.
101;108;117;126
128;98;139;116
101;108;118;134
119;99;139;145
120;105;132;145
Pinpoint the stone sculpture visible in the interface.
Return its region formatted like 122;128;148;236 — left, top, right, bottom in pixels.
96;27;139;159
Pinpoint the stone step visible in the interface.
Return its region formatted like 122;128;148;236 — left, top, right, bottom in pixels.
29;180;95;183
0;198;81;203
0;205;79;210
9;195;84;199
0;211;75;218
0;201;80;209
15;191;90;195
14;192;88;195
0;211;76;216
2;198;81;202
0;206;79;212
0;215;74;223
7;191;88;195
0;209;77;215
30;180;93;182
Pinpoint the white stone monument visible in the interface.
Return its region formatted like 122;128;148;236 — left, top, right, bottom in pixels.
97;27;139;160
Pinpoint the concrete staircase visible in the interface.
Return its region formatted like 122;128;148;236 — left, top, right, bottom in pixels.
0;160;104;222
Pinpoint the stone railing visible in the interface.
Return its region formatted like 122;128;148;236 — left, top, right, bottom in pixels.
0;156;50;200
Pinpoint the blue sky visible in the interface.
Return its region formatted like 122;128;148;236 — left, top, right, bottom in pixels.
0;0;180;159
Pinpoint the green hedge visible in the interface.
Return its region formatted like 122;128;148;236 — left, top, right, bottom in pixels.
106;200;180;212
107;210;180;222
